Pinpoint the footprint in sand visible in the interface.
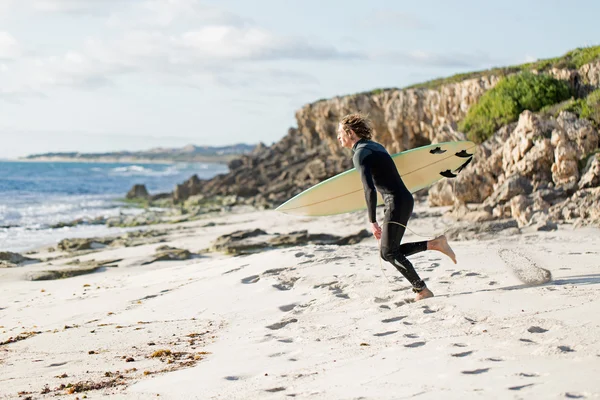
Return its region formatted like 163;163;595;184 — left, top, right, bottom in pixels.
381;316;407;323
558;345;575;353
241;275;260;284
379;305;391;310
263;268;294;277
373;331;398;337
422;306;436;314
486;358;503;362
520;338;536;344
452;351;474;357
462;368;490;375
272;277;300;291
268;352;287;358
394;299;414;307
404;333;419;339
279;303;298;312
223;266;246;275
565;393;586;399
224;376;242;381
374;296;393;304
518;373;539;377
266;318;298;330
509;384;535;391
527;326;548;333
404;341;426;348
265;387;286;393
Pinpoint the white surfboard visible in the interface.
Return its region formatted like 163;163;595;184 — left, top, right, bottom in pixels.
275;140;476;217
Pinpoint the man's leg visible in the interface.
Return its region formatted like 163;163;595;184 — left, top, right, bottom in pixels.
380;201;427;293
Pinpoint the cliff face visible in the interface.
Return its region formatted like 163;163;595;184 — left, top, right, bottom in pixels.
174;60;600;227
295;75;499;156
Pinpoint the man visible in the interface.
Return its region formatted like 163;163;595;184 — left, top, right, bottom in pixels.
336;113;457;301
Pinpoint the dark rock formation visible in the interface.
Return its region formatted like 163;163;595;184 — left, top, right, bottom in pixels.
126;184;149;200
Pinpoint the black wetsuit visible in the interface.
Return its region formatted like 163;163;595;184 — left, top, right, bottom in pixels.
352;138;428;292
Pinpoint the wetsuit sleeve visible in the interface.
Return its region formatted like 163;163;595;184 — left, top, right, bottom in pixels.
353;150;377;223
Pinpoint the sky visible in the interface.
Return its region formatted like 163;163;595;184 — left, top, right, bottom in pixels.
0;0;599;159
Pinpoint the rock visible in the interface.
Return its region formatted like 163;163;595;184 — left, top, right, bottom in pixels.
579;153;600;189
150;192;172;201
531;213;558;231
549;187;600;226
27;265;105;281
0;251;39;266
126;184;149;200
108;229;168;248
335;229;372;245
228;158;244;170
106;211;163;227
579;60;600;91
509;195;534;226
486;175;533;206
444;219;520;241
211;229;268;253
57;238;110;252
141;248;195;265
211;228;372;255
551;112;599;187
173;175;202;203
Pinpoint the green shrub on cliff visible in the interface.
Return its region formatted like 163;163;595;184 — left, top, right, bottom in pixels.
540;88;600;127
458;72;572;143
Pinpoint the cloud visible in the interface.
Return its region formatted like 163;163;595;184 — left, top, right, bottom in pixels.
7;27;353;92
178;26;362;62
31;0;134;15
0;1;358;100
371;49;496;68
363;10;430;30
108;0;249;28
0;32;19;60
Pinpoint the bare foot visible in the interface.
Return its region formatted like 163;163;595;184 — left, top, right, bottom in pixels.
414;287;434;301
429;235;457;264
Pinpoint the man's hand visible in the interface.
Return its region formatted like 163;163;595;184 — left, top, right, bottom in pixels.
371;221;382;240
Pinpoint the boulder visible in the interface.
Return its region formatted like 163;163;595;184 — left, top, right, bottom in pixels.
126;184;149;199
173;175;202;203
579;153;600;189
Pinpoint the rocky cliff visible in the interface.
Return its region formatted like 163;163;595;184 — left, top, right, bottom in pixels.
160;59;600;227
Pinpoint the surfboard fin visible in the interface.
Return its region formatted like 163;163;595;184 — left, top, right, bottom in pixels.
440;170;457;178
455;150;473;158
455;156;473;173
430;147;446;154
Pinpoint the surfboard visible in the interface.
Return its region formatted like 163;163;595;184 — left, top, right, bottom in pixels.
275;140;476;217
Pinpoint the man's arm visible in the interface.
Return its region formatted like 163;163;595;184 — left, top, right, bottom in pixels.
353;150;377;223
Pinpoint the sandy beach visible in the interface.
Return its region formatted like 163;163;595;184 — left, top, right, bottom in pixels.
1;202;599;399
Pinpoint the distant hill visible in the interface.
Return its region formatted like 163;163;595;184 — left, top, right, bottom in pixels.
20;143;258;164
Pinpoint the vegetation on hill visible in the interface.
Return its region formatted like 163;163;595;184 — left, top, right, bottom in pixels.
405;45;600;91
541;88;600;128
458;72;573;143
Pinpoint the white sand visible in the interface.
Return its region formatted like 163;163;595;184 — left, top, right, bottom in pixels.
1;203;600;399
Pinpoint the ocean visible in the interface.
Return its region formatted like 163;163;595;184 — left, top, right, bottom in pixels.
0;161;228;253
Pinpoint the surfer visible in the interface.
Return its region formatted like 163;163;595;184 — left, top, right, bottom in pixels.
337;113;457;301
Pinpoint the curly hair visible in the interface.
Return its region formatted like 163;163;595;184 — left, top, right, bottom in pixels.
339;113;373;140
